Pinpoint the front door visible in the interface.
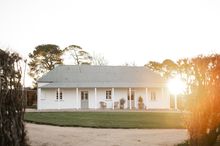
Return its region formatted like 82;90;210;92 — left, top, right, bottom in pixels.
81;91;89;109
127;90;135;109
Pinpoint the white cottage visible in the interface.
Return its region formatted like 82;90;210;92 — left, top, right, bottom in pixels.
37;65;170;110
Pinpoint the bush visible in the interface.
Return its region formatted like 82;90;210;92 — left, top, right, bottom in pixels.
138;96;144;109
120;98;125;109
0;49;29;146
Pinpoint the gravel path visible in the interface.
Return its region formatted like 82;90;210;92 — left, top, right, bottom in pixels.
26;123;188;146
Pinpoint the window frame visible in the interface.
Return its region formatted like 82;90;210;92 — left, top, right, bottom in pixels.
56;90;59;100
56;89;63;100
127;90;135;100
60;90;63;100
106;90;112;100
150;91;156;101
81;91;89;100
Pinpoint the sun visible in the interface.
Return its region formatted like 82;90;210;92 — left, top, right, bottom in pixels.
168;76;186;95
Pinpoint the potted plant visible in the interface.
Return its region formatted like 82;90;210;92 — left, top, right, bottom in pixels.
138;96;144;110
119;98;125;109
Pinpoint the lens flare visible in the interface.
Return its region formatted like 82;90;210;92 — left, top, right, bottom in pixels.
168;76;186;95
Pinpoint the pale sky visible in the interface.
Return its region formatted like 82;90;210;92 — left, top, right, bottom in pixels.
1;0;220;86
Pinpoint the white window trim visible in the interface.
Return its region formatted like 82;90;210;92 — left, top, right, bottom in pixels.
106;90;112;100
127;90;135;100
56;89;64;101
81;91;89;100
150;91;157;101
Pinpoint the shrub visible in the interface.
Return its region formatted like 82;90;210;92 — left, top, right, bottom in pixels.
0;49;29;146
120;98;125;109
138;96;144;109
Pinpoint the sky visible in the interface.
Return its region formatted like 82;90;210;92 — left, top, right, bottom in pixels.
1;0;220;86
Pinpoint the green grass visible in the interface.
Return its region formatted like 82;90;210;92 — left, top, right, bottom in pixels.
24;112;186;129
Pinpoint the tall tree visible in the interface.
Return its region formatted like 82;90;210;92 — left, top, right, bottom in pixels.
0;49;29;146
147;55;220;146
147;59;177;78
63;45;92;65
28;44;63;84
91;52;108;66
185;55;220;146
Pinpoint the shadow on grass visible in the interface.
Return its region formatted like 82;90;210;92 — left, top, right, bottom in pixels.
176;140;220;146
176;140;189;146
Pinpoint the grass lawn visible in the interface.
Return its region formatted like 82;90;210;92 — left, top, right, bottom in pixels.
24;112;186;129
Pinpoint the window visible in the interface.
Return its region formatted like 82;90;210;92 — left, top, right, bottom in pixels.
81;91;88;100
56;90;58;100
60;90;63;100
56;89;63;100
106;90;111;99
127;90;135;100
150;91;156;101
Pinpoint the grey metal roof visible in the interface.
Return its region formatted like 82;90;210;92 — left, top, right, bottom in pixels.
38;65;166;88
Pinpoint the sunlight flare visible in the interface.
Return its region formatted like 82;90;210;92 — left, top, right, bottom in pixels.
168;76;186;95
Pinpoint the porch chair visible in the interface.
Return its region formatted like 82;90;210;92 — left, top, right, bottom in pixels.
100;101;107;109
114;101;119;109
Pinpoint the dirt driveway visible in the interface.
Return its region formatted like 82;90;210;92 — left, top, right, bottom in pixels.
26;123;188;146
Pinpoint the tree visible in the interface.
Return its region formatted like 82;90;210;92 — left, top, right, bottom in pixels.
28;44;63;85
147;55;220;146
185;55;220;146
91;52;108;65
147;59;177;78
63;45;92;65
0;49;29;145
123;61;136;66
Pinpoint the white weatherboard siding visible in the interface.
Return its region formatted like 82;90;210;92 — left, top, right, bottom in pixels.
147;88;170;109
40;89;58;109
37;88;41;110
114;88;128;109
37;87;170;110
60;89;77;109
97;88;112;108
39;88;76;109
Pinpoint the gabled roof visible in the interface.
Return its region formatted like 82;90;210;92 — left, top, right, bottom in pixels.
38;65;166;88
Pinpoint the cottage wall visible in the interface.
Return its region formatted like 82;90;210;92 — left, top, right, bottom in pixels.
37;87;170;110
